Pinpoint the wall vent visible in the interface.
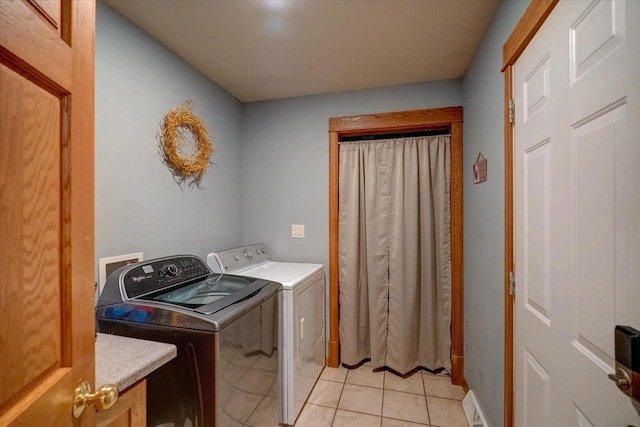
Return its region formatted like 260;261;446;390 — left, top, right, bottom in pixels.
462;390;489;427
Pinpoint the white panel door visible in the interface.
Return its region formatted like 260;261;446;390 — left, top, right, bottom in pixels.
514;0;640;425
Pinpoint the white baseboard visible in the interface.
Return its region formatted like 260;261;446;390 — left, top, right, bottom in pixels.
462;390;489;427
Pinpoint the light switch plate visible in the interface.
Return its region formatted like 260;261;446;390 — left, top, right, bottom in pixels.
291;224;305;238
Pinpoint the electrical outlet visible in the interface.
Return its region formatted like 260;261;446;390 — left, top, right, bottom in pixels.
291;224;305;238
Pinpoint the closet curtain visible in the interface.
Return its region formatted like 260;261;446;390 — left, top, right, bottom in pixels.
338;135;451;375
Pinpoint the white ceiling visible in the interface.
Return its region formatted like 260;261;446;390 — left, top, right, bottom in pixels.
104;0;501;103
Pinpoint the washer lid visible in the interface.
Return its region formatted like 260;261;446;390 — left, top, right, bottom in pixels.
237;262;323;289
139;274;258;313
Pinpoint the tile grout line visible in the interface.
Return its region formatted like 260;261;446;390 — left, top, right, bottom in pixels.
422;372;466;401
422;370;431;426
426;395;465;402
382;414;431;426
329;367;347;427
380;370;386;426
384;379;428;397
336;367;385;423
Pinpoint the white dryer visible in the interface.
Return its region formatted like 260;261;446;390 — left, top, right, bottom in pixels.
207;243;325;426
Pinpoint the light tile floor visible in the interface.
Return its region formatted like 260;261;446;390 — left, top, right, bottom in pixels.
293;364;469;427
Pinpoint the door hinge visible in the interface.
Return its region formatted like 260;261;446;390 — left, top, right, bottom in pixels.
509;271;516;296
508;99;515;124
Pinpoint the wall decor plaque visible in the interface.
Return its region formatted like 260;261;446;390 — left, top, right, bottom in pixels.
473;152;487;184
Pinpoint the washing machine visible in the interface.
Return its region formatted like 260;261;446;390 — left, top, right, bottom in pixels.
207;243;325;426
96;255;281;427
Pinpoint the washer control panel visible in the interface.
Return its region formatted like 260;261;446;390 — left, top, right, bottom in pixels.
207;243;270;273
122;256;211;298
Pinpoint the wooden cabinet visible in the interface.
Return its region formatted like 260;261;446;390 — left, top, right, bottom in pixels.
96;380;146;427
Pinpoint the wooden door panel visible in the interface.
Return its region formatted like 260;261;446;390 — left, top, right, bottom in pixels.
0;63;64;408
514;19;557;424
25;0;62;32
569;0;624;86
515;0;640;425
0;0;95;425
0;0;72;90
522;139;551;326
571;106;624;371
522;350;551;427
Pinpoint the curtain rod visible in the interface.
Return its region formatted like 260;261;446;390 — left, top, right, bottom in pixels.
339;127;450;143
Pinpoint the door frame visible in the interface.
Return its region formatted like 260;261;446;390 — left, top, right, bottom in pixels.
501;1;558;426
327;106;466;387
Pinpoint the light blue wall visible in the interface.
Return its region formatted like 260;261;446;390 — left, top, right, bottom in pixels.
241;81;463;267
95;2;243;277
462;1;529;425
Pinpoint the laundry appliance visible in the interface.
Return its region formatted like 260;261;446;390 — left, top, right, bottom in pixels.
96;255;280;427
207;243;325;426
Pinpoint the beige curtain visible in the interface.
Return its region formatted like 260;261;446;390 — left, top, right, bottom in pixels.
338;135;451;374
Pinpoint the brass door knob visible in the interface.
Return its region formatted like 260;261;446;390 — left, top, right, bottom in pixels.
72;381;119;418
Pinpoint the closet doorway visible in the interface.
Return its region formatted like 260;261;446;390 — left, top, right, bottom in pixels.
328;107;465;386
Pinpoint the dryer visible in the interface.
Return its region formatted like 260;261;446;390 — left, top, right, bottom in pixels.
208;243;325;426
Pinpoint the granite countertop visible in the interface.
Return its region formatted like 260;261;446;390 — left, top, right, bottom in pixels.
95;333;177;391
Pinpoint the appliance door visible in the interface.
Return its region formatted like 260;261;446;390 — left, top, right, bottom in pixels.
139;274;255;308
216;291;279;426
290;271;325;424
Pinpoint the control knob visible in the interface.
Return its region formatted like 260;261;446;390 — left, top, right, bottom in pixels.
243;249;254;260
165;264;179;277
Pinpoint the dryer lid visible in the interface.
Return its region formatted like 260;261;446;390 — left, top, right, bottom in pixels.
238;261;323;289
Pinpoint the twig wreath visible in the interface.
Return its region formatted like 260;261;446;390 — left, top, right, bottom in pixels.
158;100;213;187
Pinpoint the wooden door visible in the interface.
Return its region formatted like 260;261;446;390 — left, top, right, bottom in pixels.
514;0;639;425
0;0;95;425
